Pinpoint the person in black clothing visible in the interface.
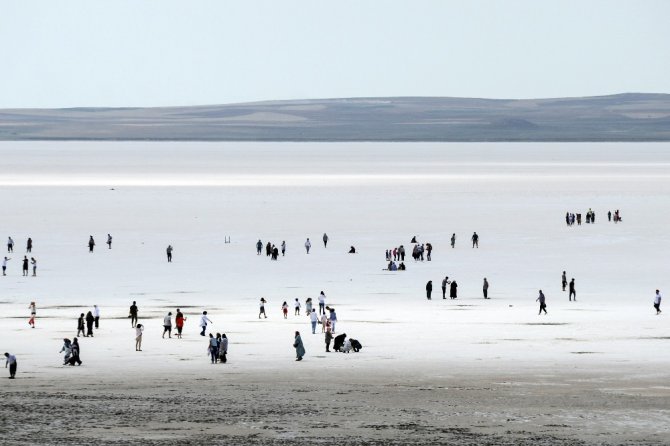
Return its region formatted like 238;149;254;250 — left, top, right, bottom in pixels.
69;338;82;366
166;245;173;262
88;236;95;253
129;301;138;328
608;211;612;222
26;238;33;253
562;271;567;292
471;232;479;248
441;276;450;299
537;290;547;315
450;281;458;299
333;333;347;352
85;311;95;337
569;279;576;301
77;313;85;337
426;243;432;261
426;280;433;300
22;256;29;277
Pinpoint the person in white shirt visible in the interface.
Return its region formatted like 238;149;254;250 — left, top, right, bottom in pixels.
2;257;10;276
320;312;328;333
5;353;17;378
31;257;36;277
163;312;172;338
654;290;662;315
310;309;318;334
135;325;144;351
294;298;301;316
318;291;326;315
304;238;311;254
93;305;100;329
199;311;212;336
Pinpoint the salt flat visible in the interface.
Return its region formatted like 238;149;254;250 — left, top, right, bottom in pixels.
0;142;668;445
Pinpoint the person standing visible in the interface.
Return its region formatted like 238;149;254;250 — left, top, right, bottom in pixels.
88;236;95;253
320;312;328;333
569;278;576;301
163;312;172;338
282;301;289;319
293;331;305;361
471;232;479;248
219;334;228;363
483;278;490;299
441;276;450;299
654;290;662;315
21;256;28;277
77;313;86;337
450;280;458;299
28;301;36;328
305;298;313;315
107;234;112;249
7;237;14;253
93;305;100;329
4;353;17;379
175;309;185;338
199;311;212;336
426;243;432;261
2;256;9;275
294;298;301;316
256;239;263;255
60;339;72;365
426;280;433;300
451;233;456;248
305;238;311;254
537;290;548;315
129;301;138;328
608;211;612;222
259;298;267;319
325;321;333;352
166;245;173;262
281;240;286;256
329;307;338;333
85;311;95;337
318;291;326;315
208;334;218;363
30;257;36;276
26;238;33;253
323;233;329;248
562;271;567;292
135;324;144;351
310;309;318;334
70;338;82;365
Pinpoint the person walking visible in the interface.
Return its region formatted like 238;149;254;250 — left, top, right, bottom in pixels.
60;339;72;365
441;276;450;299
294;298;301;316
93;305;100;329
323;233;329;248
199;311;212;336
107;234;112;249
310;309;318;334
85;311;95;337
70;338;82;365
483;278;490;299
569;278;576;301
537;290;548;315
325;322;333;352
30;257;36;276
451;233;456;248
281;240;286;256
175;309;185;338
223;334;232;361
166;245;173;262
2;256;9;276
162;312;172;338
129;301;138;328
88;236;95;253
305;298;313;315
22;256;28;277
305;238;311;254
654;290;662;315
208;334;218;364
256;239;263;255
318;291;326;315
293;331;305;361
135;324;144;351
450;280;458;299
562;271;567;292
76;313;85;337
7;237;14;253
426;280;433;300
5;353;17;378
320;312;328;333
471;232;479;248
28;301;36;328
259;298;267;319
26;238;33;253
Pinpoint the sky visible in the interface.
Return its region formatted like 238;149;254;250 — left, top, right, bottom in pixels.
1;0;668;108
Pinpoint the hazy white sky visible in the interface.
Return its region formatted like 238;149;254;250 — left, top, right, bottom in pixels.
1;0;668;108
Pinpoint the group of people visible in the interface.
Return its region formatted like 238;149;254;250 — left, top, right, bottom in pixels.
3;237;37;277
258;240;285;259
207;332;229;364
76;305;101;338
561;272;577;301
565;208;622;226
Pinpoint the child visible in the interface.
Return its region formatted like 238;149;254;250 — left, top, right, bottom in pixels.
135;324;144;351
294;298;301;316
28;302;36;328
281;301;289;319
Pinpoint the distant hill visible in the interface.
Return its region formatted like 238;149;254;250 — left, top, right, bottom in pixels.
1;93;669;141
